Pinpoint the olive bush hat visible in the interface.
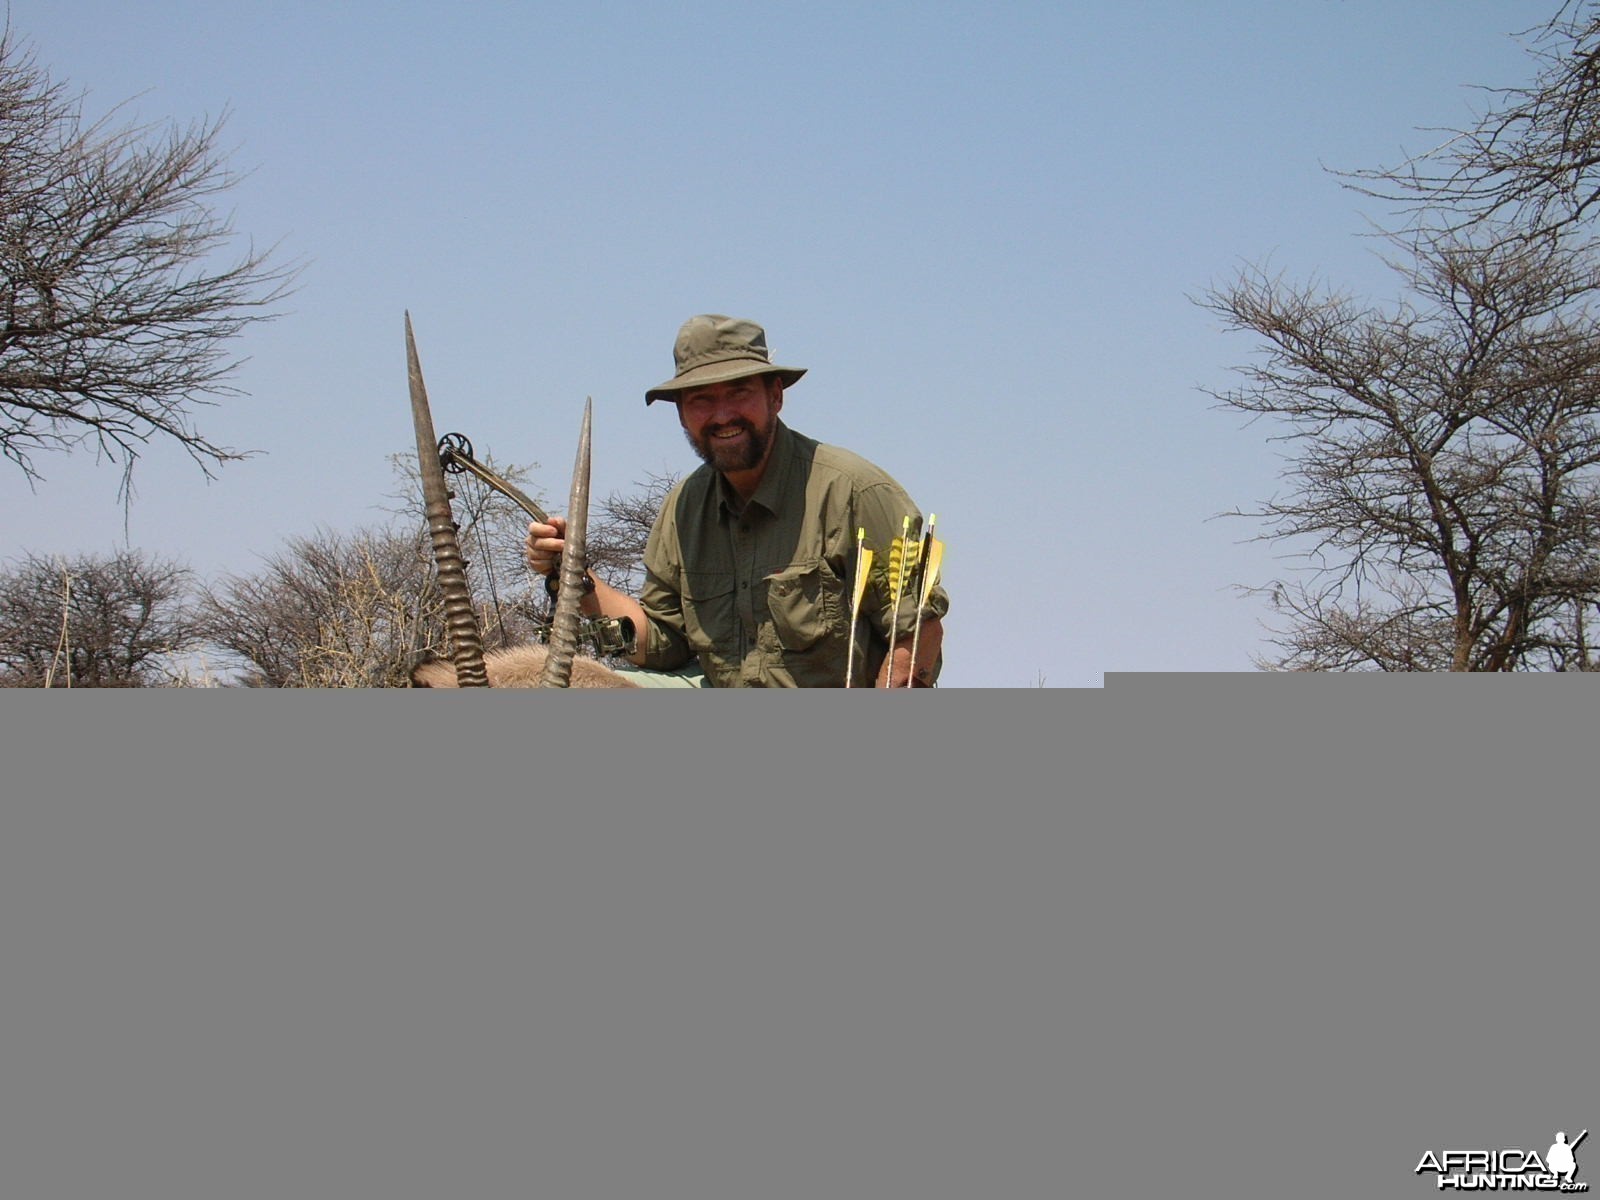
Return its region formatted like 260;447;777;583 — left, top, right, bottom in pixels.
644;314;807;405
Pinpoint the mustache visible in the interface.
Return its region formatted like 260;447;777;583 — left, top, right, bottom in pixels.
684;414;769;471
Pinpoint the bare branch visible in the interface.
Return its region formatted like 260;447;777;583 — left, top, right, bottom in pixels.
0;29;293;488
1203;231;1600;670
1343;3;1600;241
0;548;199;686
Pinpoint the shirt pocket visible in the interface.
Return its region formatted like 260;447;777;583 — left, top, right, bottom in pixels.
681;569;740;660
764;559;845;653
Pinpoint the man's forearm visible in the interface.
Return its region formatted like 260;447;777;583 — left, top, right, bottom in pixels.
574;576;652;666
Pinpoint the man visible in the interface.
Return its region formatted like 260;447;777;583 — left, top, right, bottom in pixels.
1547;1132;1578;1185
526;314;948;687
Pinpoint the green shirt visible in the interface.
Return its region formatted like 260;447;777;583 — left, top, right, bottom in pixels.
638;421;950;687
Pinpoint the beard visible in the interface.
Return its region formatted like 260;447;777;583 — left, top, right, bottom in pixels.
684;416;774;473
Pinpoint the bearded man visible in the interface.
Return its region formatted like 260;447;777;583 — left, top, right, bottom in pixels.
525;314;948;687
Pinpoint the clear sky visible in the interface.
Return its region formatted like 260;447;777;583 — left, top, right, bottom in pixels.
0;1;1564;686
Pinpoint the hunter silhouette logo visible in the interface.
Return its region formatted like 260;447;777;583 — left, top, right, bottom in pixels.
1551;1134;1584;1188
1416;1129;1588;1192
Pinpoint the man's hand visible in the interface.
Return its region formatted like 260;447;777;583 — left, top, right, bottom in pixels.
873;618;943;688
526;517;652;668
524;517;567;577
874;644;934;688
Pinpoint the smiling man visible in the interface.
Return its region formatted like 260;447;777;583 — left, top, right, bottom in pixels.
525;314;949;687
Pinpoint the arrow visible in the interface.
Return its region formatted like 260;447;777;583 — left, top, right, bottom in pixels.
905;514;943;687
846;527;874;689
881;514;921;687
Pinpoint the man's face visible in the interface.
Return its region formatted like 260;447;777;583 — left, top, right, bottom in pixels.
676;374;783;474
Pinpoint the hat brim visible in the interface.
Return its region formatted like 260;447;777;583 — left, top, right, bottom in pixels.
645;360;806;405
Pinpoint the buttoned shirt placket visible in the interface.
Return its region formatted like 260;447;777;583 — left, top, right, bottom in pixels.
723;491;764;685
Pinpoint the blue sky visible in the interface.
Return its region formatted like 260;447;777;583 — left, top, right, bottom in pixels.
0;1;1562;685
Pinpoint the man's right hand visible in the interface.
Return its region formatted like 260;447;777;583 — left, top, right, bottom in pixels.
525;517;567;577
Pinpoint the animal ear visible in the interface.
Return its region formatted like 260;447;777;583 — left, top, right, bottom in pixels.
409;658;457;688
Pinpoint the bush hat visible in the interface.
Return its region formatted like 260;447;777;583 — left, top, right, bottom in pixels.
645;315;807;405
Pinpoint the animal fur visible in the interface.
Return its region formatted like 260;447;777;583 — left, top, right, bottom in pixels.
410;645;638;688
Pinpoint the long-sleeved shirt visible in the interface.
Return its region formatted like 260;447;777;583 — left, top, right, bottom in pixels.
637;421;950;687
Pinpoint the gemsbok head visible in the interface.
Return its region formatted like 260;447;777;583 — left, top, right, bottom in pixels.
404;314;637;689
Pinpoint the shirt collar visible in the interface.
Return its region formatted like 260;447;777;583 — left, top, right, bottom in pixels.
715;419;794;520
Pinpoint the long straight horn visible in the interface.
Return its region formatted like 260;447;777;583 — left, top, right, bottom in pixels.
539;397;593;688
407;312;489;687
